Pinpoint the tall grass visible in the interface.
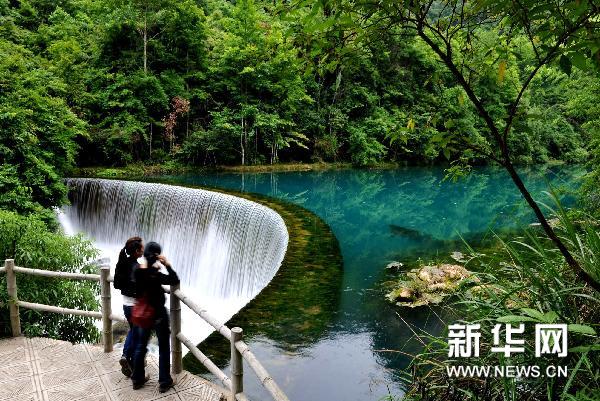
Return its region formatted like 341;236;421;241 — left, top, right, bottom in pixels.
401;194;600;401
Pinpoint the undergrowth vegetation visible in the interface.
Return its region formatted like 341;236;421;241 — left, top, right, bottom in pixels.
0;210;100;343
399;193;600;401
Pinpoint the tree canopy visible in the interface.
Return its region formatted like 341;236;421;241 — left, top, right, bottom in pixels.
1;0;600;229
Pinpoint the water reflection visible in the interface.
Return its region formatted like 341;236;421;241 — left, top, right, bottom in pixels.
158;165;583;401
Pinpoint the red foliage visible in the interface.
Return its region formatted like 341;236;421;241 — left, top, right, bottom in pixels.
163;96;190;142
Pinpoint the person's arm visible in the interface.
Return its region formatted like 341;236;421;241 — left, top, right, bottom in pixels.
156;256;180;285
162;264;180;285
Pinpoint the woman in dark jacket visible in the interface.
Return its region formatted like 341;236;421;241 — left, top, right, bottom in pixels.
113;236;144;377
131;241;179;392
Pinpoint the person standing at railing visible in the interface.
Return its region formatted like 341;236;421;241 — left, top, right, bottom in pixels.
113;236;144;378
131;241;179;393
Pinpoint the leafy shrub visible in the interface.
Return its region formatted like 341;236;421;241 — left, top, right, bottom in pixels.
0;38;84;214
0;210;100;343
347;123;387;166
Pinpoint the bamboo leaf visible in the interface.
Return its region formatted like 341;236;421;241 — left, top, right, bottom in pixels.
497;315;538;323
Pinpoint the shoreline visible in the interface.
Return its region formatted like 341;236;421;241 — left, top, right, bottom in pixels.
71;161;395;178
71;159;569;179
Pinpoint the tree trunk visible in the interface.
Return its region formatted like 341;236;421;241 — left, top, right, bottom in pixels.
270;140;274;165
149;122;153;156
143;15;148;74
241;116;245;166
416;28;600;292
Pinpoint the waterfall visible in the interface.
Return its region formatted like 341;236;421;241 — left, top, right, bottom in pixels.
61;178;288;344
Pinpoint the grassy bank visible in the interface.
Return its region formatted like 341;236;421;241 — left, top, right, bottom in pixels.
72;159;572;181
393;197;600;401
71;161;409;178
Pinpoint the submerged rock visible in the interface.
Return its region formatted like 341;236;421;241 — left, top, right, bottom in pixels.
450;251;466;263
389;225;433;241
386;263;478;308
529;217;561;228
385;261;404;270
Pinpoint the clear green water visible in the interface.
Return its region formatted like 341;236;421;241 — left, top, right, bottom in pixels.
158;165;583;401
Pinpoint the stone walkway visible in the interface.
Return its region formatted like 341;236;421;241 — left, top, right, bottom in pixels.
0;337;228;401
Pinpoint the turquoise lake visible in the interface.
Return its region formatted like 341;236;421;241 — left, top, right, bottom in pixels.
156;165;583;401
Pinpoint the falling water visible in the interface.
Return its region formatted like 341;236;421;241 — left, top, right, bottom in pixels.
61;178;288;344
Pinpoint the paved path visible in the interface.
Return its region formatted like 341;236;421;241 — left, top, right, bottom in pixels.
0;337;228;401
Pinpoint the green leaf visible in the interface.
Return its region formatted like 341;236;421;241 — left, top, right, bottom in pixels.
521;308;546;321
519;308;558;323
569;344;600;353
559;54;572;75
570;52;588;71
497;315;538;323
567;324;597;335
431;132;444;143
542;311;559;323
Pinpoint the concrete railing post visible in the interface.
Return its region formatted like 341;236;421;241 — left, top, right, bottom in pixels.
170;283;182;374
99;263;112;352
5;259;21;336
231;327;243;400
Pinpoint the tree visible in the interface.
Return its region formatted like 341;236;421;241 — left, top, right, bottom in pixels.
104;0;170;74
0;37;86;218
293;0;600;290
204;0;311;165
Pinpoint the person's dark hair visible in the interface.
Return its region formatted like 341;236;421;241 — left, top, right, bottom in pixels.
116;236;143;269
144;241;162;267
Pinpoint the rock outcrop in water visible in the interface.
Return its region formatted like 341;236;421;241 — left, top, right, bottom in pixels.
386;263;478;307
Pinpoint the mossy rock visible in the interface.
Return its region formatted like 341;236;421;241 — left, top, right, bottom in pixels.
387;263;478;308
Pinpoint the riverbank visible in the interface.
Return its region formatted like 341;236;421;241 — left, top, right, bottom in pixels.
72;159;570;179
397;207;600;400
72;162;358;178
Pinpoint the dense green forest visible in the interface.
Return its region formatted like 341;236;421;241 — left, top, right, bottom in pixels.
2;0;599;178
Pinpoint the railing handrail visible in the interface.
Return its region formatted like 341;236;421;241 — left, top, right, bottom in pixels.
1;259;290;401
13;266;101;281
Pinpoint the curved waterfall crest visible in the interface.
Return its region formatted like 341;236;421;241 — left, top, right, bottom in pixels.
62;178;289;300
